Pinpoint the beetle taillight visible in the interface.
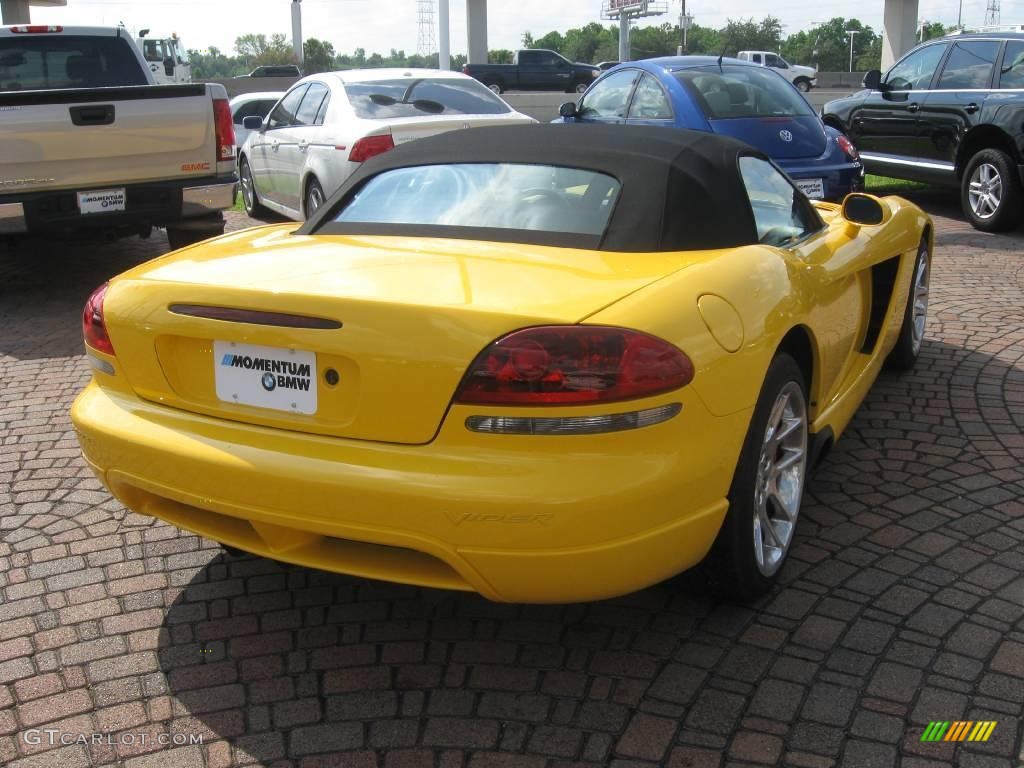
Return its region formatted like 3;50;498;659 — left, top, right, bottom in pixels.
83;282;115;356
837;134;859;161
454;326;694;405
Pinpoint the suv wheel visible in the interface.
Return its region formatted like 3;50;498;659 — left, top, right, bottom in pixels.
961;148;1022;232
794;77;811;92
573;82;588;94
484;80;503;94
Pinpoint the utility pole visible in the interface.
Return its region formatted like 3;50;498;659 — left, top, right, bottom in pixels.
845;29;860;72
291;0;303;66
438;0;450;69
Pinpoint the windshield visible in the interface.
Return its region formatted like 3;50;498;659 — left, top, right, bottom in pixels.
675;65;813;119
0;35;148;90
334;163;620;236
345;78;511;118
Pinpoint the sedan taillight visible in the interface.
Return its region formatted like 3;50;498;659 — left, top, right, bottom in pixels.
454;326;694;405
349;134;395;163
83;283;115;356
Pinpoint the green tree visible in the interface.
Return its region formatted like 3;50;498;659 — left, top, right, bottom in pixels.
531;31;564;52
489;49;514;63
562;22;615;63
302;37;335;74
919;21;947;41
234;32;295;67
717;16;783;58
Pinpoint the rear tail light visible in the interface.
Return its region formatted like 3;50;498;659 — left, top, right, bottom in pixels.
454;326;694;405
837;134;859;161
10;25;63;33
212;98;235;162
83;282;115;356
349;134;395;163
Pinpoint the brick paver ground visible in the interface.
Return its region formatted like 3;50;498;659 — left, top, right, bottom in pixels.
1;199;1022;768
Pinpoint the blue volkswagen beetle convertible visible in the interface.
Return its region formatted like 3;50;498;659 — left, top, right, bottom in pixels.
559;56;863;201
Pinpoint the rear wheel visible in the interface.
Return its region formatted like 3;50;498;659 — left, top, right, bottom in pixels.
304;177;325;220
484;80;504;94
961;148;1022;232
239;156;270;219
886;238;930;370
794;77;812;92
573;81;589;94
707;354;809;600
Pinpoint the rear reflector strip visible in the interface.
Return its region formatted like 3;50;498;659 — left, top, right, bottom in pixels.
168;304;342;329
465;403;681;435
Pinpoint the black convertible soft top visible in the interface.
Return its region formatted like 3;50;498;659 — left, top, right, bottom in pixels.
302;123;765;252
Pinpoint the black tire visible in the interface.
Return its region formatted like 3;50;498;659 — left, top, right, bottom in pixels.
706;353;810;601
886;238;930;371
484;80;503;94
304;177;325;220
960;148;1022;232
165;214;225;251
572;81;589;94
794;78;811;92
239;155;270;219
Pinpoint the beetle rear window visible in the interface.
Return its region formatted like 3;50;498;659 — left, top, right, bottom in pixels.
334;163;620;236
676;65;813;119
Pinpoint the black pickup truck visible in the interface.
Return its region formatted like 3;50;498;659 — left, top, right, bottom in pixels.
823;31;1024;231
463;49;601;94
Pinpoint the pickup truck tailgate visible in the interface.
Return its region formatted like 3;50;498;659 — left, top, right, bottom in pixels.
0;85;216;191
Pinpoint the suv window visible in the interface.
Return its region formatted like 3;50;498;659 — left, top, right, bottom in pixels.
936;40;1000;89
739;156;820;246
294;82;329;126
627;74;672;119
1000;41;1024;88
520;50;562;67
0;35;148;90
580;69;639;118
765;54;788;69
266;84;308;128
884;43;948;91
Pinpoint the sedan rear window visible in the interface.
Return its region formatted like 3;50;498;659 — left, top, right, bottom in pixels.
0;35;147;90
334;163;620;236
676;65;813;120
345;78;510;118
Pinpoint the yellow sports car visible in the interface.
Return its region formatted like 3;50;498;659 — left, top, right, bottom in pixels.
72;125;932;603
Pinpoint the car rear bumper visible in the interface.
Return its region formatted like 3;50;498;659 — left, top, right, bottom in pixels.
0;175;236;236
778;159;864;201
72;380;744;603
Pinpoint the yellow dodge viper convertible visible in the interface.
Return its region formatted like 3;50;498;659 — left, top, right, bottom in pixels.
72;125;932;603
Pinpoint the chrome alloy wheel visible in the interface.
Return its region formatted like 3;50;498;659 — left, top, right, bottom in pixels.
240;161;255;211
307;185;324;215
752;382;808;576
910;248;930;355
968;162;1002;220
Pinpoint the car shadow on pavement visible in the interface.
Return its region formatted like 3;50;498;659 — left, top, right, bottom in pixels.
150;334;1024;765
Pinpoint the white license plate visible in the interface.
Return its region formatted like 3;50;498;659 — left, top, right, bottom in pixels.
214;341;317;414
77;188;126;214
795;178;825;199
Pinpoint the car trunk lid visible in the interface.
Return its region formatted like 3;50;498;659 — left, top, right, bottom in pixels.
103;224;689;445
709;115;827;160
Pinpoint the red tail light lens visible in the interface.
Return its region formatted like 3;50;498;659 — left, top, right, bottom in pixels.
837;134;859;161
454;326;694;405
349;134;395;163
83;283;115;356
212;98;235;162
10;25;63;33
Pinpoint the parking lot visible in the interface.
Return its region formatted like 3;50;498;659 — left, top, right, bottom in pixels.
1;193;1023;767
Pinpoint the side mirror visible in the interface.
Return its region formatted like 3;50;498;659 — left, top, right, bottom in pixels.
862;69;882;90
841;193;889;236
242;115;264;131
559;101;579;118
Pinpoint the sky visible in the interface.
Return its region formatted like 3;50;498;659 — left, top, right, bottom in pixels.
32;0;1022;57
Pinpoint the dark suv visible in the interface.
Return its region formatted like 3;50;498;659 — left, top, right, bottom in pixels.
823;32;1024;231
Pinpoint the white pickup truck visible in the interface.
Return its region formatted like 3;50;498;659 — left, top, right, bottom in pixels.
736;51;817;92
0;24;235;249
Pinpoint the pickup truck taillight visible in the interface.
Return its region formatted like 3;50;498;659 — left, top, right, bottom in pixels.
212;98;235;162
